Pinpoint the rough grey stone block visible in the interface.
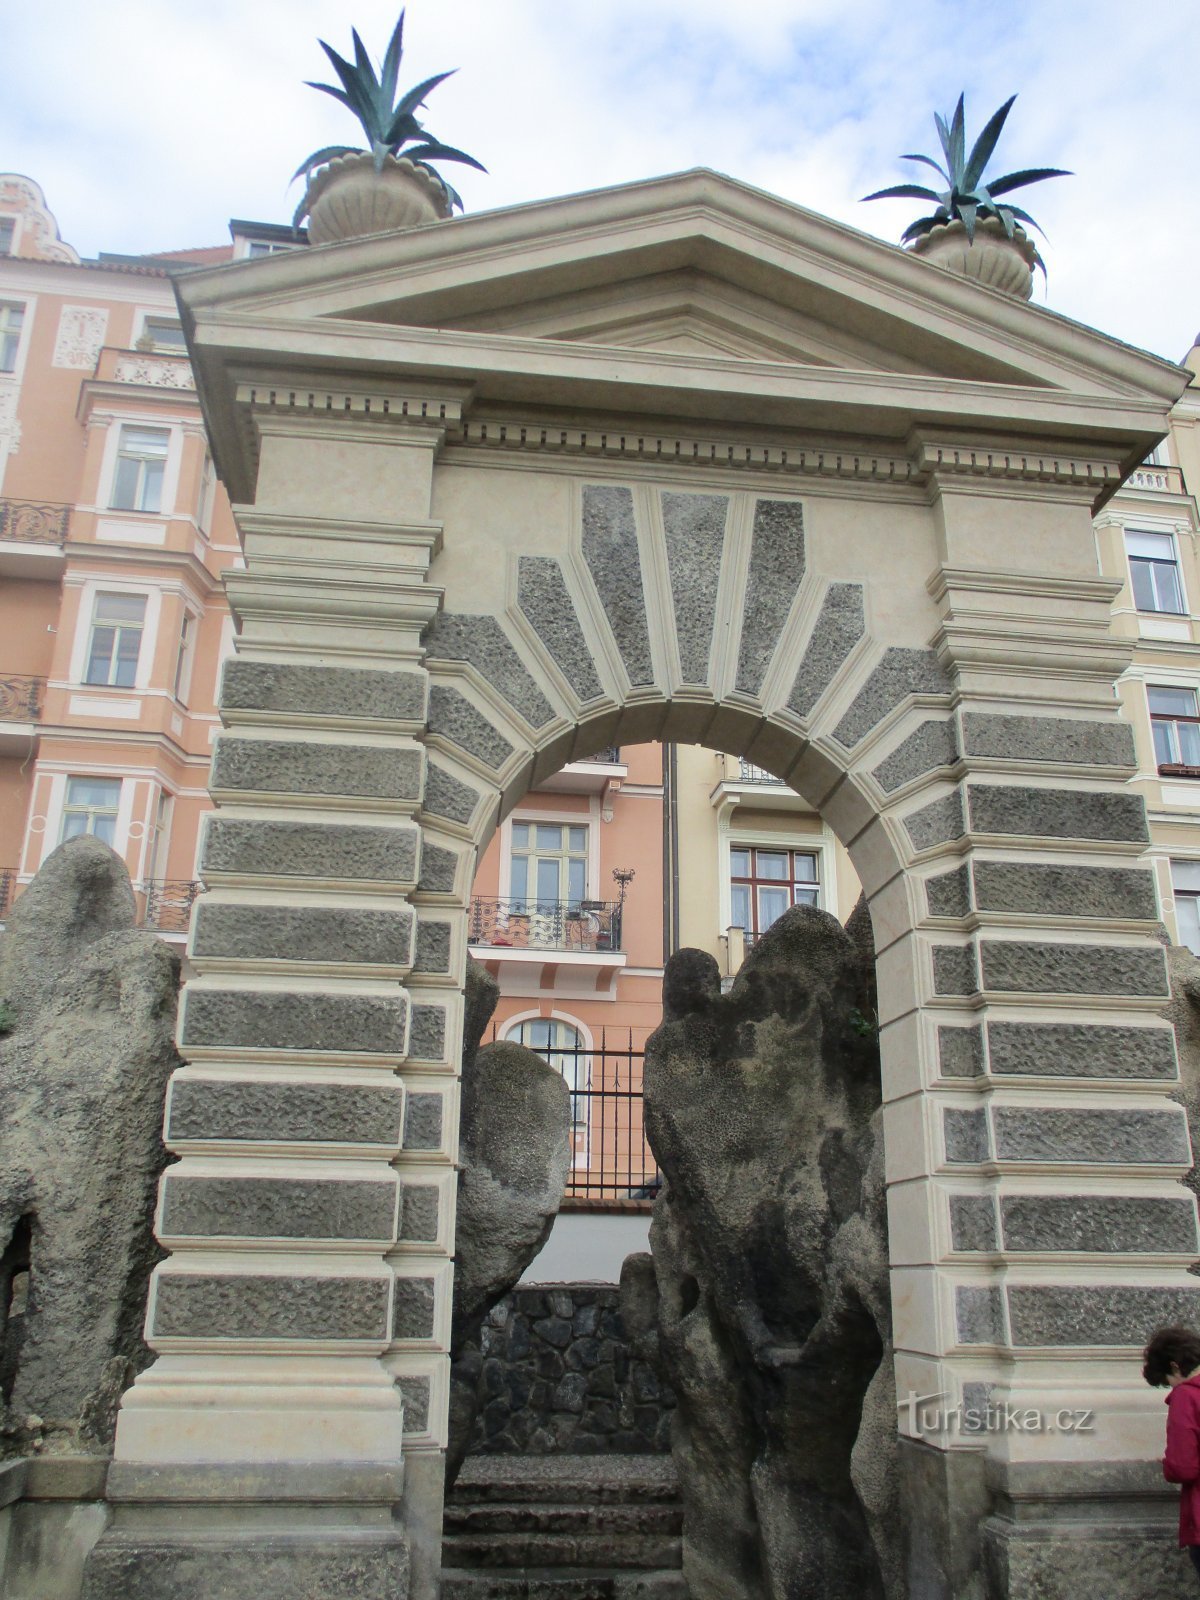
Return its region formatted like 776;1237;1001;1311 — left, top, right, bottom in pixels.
992;1107;1189;1165
517;556;604;702
933;945;977;996
735;498;805;697
167;1079;405;1146
874;719;959;794
999;1195;1198;1253
408;1005;447;1062
955;1286;1005;1344
979;940;1167;997
987;1021;1177;1080
82;1531;409;1600
944;1108;989;1164
972;861;1157;921
1007;1285;1200;1346
962;711;1136;769
423;763;482;824
161;1176;396;1241
938;1024;984;1078
182;989;408;1056
398;1374;431;1433
428;686;514;767
413;919;452;974
422;613;555;729
904;790;965;852
393;1277;438;1341
661;490;727;683
400;1185;440;1243
950;1195;998;1252
403;1093;444;1150
220;660;425;724
966;784;1149;843
926;864;971;918
212;738;423;802
833;648;951;749
787;583;864;717
983;1522;1198;1600
151;1273;390;1340
202;819;418;885
192;904;414;967
581;484;654;686
417;842;458;895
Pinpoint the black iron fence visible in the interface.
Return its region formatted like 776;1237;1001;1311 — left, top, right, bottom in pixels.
0;499;70;545
141;879;203;934
0;867;14;919
0;675;45;721
492;1029;659;1202
738;760;783;784
469;896;623;954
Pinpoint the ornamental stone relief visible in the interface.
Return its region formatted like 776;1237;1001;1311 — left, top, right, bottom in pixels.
0;174;79;264
52;305;109;370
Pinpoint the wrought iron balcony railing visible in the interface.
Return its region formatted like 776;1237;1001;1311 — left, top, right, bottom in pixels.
0;867;15;919
738;760;784;784
579;746;621;764
0;675;45;722
469;896;623;954
0;499;70;546
140;879;203;934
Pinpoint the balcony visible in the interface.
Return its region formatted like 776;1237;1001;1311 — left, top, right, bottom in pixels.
711;756;807;816
533;746;627;797
1125;464;1186;495
469;896;623;954
0;872;202;935
0;499;69;577
140;879;203;935
0;675;45;753
738;760;784;784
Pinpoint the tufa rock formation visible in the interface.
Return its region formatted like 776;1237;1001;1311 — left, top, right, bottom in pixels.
0;836;180;1456
446;957;572;1485
623;901;901;1600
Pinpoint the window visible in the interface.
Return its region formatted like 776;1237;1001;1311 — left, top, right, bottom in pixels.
60;777;121;846
1127;530;1185;614
173;610;194;700
730;845;820;940
246;240;298;257
510;821;588;909
85;593;146;687
0;219;14;257
1149;686;1200;772
140;316;186;352
196;452;217;534
111;425;169;513
0;302;24;374
506;1017;589;1127
1173;862;1200;956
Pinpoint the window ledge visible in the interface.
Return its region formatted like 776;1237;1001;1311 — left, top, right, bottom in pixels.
1158;765;1200;779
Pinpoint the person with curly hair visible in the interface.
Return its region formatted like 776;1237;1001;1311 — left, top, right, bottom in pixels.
1145;1326;1200;1580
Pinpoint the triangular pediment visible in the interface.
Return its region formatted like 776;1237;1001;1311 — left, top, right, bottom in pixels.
178;168;1187;497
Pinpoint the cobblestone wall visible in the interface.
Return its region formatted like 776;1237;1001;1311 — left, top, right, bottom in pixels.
464;1283;674;1454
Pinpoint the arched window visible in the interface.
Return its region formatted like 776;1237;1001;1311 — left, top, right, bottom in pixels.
504;1016;589;1129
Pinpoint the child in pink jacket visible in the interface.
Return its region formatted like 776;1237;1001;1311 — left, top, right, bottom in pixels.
1145;1326;1200;1580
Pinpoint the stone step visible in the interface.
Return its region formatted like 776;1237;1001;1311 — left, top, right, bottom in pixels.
440;1568;688;1599
444;1501;682;1537
443;1530;682;1571
449;1454;679;1508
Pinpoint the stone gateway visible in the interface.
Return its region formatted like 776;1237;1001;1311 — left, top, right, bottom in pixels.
59;170;1200;1598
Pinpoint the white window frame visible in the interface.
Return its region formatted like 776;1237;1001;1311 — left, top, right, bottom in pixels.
1147;682;1200;770
0;298;28;377
172;606;198;702
497;802;601;903
57;775;124;847
1126;527;1187;616
132;310;187;353
196;451;217;536
68;578;164;694
84;591;148;688
0;215;18;257
96;416;183;520
502;1011;594;1159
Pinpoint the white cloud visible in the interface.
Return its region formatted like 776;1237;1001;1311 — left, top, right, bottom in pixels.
3;0;1198;358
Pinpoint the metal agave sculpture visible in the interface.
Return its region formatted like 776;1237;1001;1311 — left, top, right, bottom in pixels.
863;94;1069;266
291;10;485;224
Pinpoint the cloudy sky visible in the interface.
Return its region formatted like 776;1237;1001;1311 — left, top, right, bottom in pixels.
5;0;1199;362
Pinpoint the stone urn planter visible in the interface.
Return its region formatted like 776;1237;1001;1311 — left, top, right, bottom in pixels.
908;216;1038;300
302;153;452;245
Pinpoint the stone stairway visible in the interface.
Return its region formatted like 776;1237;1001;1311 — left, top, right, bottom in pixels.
440;1454;687;1598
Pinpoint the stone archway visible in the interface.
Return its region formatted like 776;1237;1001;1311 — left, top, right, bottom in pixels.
85;172;1200;1600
